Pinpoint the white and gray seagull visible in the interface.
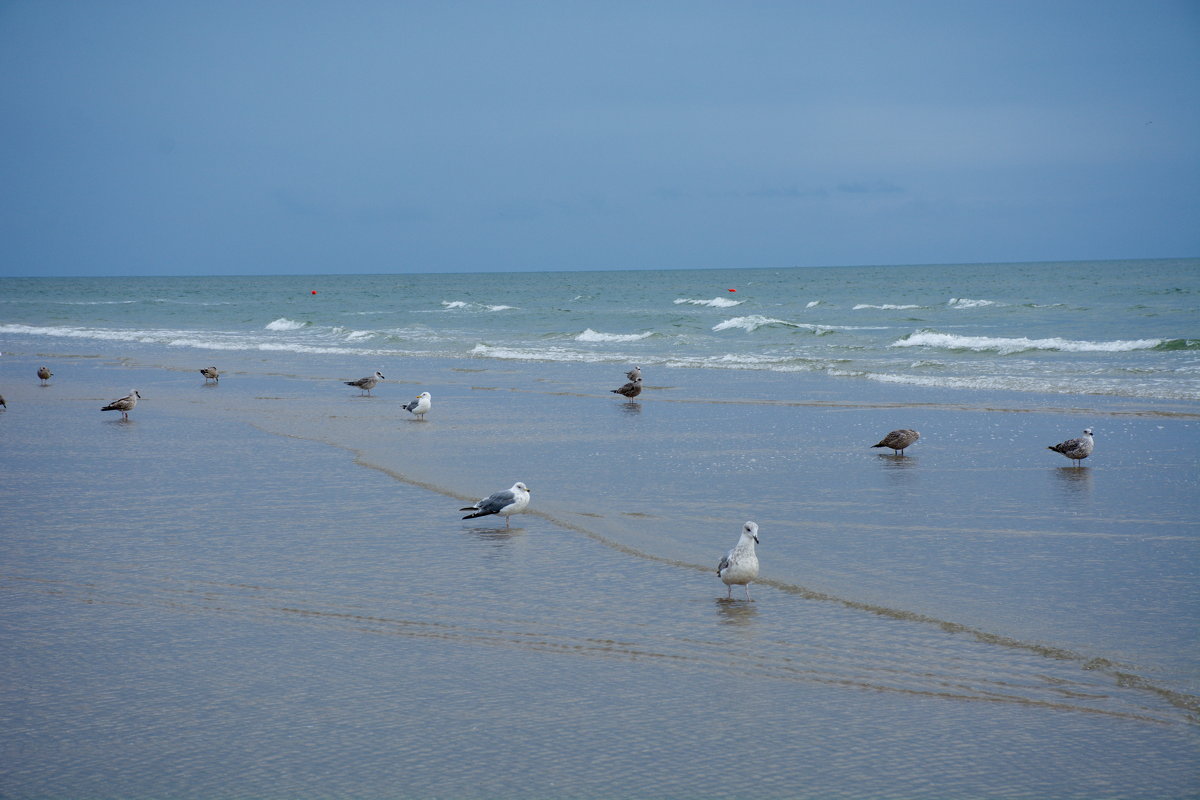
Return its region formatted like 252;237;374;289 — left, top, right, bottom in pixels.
460;482;531;528
1048;428;1094;466
345;371;385;395
404;391;432;420
626;365;642;382
717;521;761;601
101;389;141;421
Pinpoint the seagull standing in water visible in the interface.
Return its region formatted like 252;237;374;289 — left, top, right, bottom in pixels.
404;391;432;420
102;389;141;421
1048;428;1094;466
37;366;53;385
871;428;920;455
460;482;531;528
611;377;642;399
626;365;641;382
717;521;760;601
200;366;220;383
345;371;385;395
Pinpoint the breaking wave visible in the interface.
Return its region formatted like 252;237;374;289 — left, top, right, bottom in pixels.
673;297;743;308
711;316;858;335
891;330;1164;355
853;303;922;310
265;317;308;331
442;300;516;312
947;298;999;309
575;329;654;343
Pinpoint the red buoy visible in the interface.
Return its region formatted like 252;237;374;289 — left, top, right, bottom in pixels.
311;290;318;295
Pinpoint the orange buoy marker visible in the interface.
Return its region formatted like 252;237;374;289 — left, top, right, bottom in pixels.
311;290;318;295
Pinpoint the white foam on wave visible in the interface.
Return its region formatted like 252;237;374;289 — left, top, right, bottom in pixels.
265;317;307;331
712;315;861;334
805;301;821;308
855;370;1200;400
674;297;743;308
891;330;1163;354
0;323;175;343
853;303;921;310
442;300;516;312
471;343;611;363
947;298;998;309
576;328;654;343
712;315;796;332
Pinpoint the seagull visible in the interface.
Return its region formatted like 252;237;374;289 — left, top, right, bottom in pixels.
200;366;220;383
345;371;385;395
611;377;642;399
1048;428;1094;466
871;428;920;455
626;365;642;382
460;482;531;528
0;393;6;409
37;366;53;385
717;521;760;601
102;389;141;421
404;391;432;420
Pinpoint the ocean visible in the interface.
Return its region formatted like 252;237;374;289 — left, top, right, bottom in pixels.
1;258;1198;798
3;258;1198;401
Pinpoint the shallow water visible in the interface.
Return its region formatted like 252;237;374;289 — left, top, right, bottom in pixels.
1;353;1197;798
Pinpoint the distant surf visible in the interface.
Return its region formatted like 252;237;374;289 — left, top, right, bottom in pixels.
891;330;1164;355
673;297;743;308
265;317;307;331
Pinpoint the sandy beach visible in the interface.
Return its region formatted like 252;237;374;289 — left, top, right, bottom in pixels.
1;351;1197;798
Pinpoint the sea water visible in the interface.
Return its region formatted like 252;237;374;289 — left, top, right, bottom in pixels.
2;258;1197;401
2;258;1199;797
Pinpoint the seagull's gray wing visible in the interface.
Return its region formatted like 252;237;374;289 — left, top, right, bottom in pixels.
477;490;516;514
716;554;731;576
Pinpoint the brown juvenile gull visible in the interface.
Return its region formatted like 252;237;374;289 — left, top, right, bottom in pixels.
871;428;920;455
345;371;385;395
200;366;220;383
37;366;53;385
611;377;643;399
717;521;760;601
1048;428;1094;466
403;391;432;420
460;482;531;528
101;389;141;421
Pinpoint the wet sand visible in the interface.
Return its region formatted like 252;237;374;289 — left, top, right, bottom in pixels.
1;354;1197;798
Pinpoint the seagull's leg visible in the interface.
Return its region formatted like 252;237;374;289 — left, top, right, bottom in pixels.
745;585;753;602
726;585;732;599
505;516;510;529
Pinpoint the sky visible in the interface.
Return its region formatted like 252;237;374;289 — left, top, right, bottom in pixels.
1;1;1198;277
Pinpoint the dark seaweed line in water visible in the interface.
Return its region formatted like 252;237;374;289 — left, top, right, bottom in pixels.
2;572;1183;727
286;447;1200;729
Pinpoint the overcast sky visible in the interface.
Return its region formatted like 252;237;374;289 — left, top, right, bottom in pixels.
2;1;1197;276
